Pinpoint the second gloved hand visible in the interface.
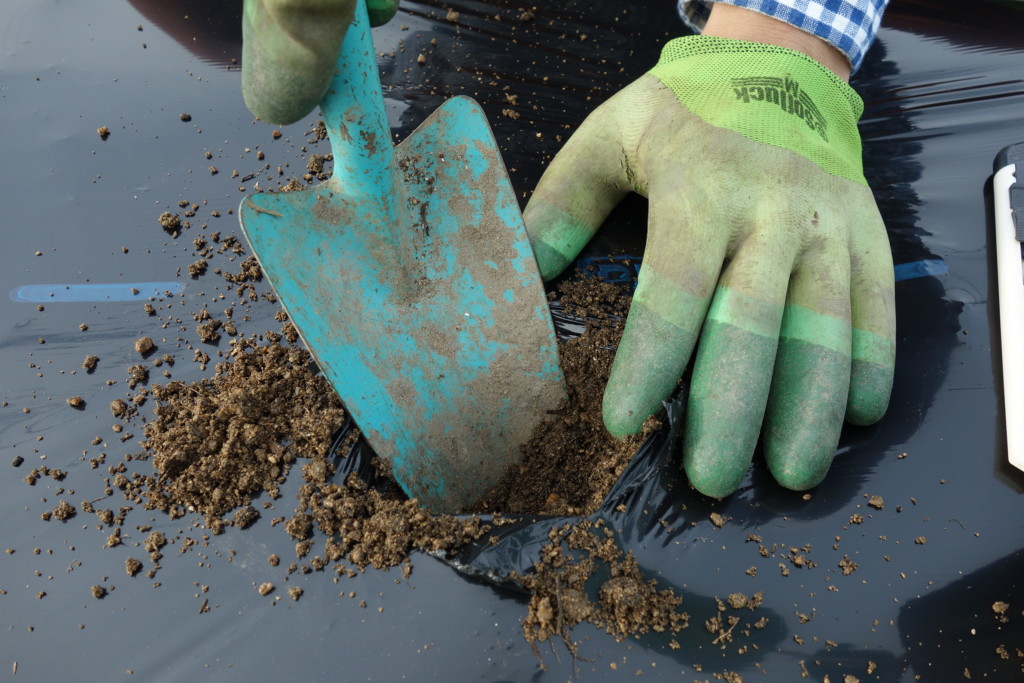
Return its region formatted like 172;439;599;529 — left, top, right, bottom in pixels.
524;36;896;498
242;0;399;124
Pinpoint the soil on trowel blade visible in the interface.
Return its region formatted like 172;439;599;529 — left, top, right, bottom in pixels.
474;276;660;517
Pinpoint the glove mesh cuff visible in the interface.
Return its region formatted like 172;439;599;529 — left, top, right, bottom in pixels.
650;35;866;184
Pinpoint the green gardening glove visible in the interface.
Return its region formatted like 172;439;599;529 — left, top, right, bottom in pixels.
242;0;399;124
524;36;896;498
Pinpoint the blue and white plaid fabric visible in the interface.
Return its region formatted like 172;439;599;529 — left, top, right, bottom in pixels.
677;0;889;73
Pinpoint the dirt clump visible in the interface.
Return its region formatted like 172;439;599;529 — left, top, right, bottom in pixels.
158;211;182;237
136;338;344;525
134;336;155;354
302;470;488;571
125;558;143;577
513;518;689;656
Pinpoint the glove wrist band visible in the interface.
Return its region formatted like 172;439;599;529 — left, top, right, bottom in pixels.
649;35;866;184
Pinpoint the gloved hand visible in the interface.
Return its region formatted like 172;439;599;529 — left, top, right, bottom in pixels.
242;0;399;124
524;35;896;498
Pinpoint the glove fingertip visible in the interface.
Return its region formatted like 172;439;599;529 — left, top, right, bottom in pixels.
767;455;831;492
601;398;645;439
846;359;893;426
685;456;744;499
367;0;399;26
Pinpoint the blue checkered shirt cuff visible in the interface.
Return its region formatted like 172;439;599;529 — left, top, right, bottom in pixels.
677;0;889;73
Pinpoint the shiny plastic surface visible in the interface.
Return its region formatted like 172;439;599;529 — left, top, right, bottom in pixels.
2;1;1024;680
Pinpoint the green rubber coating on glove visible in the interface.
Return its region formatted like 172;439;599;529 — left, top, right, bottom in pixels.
779;303;850;355
847;327;895;424
603;301;699;438
632;267;711;334
851;326;895;373
366;0;399;25
847;357;892;425
525;203;597;281
685;317;777;498
705;286;784;338
649;36;866;184
765;337;849;490
530;240;574;283
242;0;355;124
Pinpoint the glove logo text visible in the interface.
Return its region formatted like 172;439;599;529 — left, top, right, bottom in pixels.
731;76;829;142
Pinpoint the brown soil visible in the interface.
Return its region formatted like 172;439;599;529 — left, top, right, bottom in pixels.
135;338;345;527
513;518;689;656
115;271;693;654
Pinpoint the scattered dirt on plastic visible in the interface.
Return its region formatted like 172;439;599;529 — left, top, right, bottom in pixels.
93;265;692;650
135;338;345;527
513;518;689;658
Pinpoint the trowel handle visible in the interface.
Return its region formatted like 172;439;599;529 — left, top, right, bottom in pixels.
321;0;397;202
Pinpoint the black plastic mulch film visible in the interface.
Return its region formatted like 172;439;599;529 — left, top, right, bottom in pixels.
5;0;1024;680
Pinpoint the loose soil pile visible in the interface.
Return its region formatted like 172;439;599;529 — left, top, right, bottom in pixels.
115;267;691;651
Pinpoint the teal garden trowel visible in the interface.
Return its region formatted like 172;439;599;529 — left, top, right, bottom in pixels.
238;0;565;512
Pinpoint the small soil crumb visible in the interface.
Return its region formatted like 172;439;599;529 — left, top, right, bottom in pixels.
446;9;460;22
12;456;23;467
196;320;221;343
127;365;149;389
110;398;130;419
97;126;110;140
710;512;726;528
135;337;155;355
51;500;77;521
188;259;208;278
144;531;167;553
288;586;303;601
66;396;84;408
514;519;689;652
267;554;280;567
158;212;181;236
180;113;192;122
125;557;143;577
257;582;274;596
306;153;330;177
233;505;259;529
91;585;107;599
867;495;884;510
82;355;99;372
